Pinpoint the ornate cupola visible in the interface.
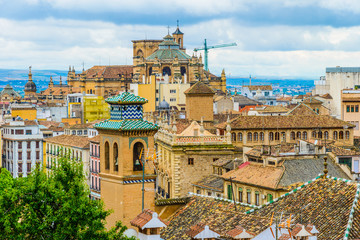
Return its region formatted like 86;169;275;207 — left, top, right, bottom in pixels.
24;66;37;94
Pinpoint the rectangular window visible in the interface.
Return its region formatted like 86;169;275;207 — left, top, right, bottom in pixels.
170;98;176;102
18;151;22;160
255;192;260;206
36;141;39;148
170;89;176;93
11;129;14;134
27;162;31;172
238;188;243;202
188;158;194;165
36;151;40;160
15;129;24;135
356;105;359;112
347;106;350;112
27;152;31;160
227;185;232;200
267;194;273;202
27;142;31;148
247;190;251;204
351;105;355;112
18;163;22;173
26;130;32;135
18;142;22;149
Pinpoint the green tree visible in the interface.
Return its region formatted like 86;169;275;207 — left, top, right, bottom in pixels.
0;156;137;240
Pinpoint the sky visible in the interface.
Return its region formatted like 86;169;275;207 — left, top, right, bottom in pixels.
1;0;360;78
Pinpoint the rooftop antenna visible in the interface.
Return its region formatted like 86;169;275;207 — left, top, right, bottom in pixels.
167;25;170;35
82;61;85;72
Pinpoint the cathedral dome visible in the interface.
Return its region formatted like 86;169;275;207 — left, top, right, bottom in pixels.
159;98;170;110
25;80;37;92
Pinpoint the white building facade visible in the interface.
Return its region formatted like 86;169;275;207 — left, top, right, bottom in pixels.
2;121;43;177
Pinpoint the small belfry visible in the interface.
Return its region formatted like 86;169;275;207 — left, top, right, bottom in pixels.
24;66;37;99
94;91;159;228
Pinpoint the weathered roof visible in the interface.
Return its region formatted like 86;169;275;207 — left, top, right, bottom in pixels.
178;121;213;136
94;119;158;131
130;209;167;229
303;97;323;104
244;85;273;91
278;158;349;188
248;177;360;240
233;95;262;106
83;65;133;79
216;115;354;130
321;93;333;99
173;27;183;35
161;196;263;240
329;145;360;156
45;134;90;149
222;163;284;190
40;86;81;96
255;105;289;113
105;92;148;104
184;81;215;95
89;135;100;143
193;175;224;192
0;84;21;98
287;103;318;116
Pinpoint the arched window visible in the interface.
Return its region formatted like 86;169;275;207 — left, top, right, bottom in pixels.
346;131;350;140
339;131;344;139
90;89;92;94
296;131;301;139
181;66;186;76
137;49;144;57
105;141;109;170
133;142;144;171
275;132;280;141
312;131;317;138
269;132;274;141
290;131;295;140
333;131;338;140
318;131;322;139
231;133;236;142
247;132;252;141
324;131;329;139
303;131;307;140
113;143;118;172
238;133;243;142
260;132;264;141
162;67;171;76
254;132;258;141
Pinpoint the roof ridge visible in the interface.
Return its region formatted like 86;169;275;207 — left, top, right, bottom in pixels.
188;192;258;209
245;174;324;214
343;183;360;240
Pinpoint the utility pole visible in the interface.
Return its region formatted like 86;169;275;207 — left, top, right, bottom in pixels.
229;177;236;211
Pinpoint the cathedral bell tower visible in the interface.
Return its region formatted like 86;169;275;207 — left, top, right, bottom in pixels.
172;20;184;50
95;92;159;228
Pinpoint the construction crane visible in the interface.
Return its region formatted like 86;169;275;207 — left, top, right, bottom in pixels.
194;39;237;71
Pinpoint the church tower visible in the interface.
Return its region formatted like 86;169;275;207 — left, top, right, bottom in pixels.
172;20;184;50
24;66;37;99
94;92;159;228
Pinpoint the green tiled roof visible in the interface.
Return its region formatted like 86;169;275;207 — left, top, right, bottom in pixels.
94;119;159;131
105;92;148;104
147;49;191;61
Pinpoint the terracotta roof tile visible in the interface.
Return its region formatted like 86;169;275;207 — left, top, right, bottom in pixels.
216;115;354;130
89;135;100;143
184;81;215;95
130;209;167;229
45;135;90;148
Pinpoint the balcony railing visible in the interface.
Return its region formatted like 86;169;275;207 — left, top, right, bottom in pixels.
156;131;228;146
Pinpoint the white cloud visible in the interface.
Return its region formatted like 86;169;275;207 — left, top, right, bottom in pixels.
1;17;360;77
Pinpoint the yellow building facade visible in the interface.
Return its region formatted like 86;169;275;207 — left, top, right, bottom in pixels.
341;89;360;136
11;107;37;121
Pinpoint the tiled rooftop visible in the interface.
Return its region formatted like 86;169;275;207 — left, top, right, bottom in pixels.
216;115;354;130
184;81;215;95
45;134;90;149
